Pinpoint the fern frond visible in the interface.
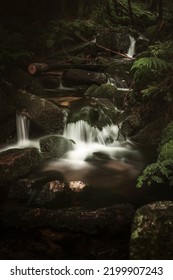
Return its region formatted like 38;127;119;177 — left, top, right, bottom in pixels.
131;57;171;72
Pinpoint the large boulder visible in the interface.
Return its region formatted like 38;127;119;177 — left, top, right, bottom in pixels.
62;69;107;86
130;201;173;259
13;90;67;134
85;84;125;109
0;148;41;184
121;113;142;138
40;135;74;159
130;118;168;150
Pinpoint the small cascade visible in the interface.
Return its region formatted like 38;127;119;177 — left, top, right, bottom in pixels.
127;35;136;58
63;120;119;145
16;113;30;146
62;120;141;164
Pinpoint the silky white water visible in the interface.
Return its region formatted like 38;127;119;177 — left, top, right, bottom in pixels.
0;114;39;152
16;113;30;146
44;120;143;198
127;35;136;58
62;120;142;164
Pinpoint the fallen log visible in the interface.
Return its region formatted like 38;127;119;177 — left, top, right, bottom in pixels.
28;62;108;75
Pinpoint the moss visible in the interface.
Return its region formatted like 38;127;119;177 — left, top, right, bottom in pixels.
85;84;117;100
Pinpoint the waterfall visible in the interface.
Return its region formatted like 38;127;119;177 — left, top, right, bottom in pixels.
16;113;30;146
63;120;119;145
127;35;136;58
62;120;142;164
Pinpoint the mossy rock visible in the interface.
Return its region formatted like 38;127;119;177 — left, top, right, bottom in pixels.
40;135;74;159
13;90;66;134
86;83;116;98
84;84;99;96
85;84;125;109
0;148;41;184
121;113;141;138
130;201;173;260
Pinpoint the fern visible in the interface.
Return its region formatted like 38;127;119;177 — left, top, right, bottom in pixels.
158;141;173;161
137;160;173;188
132;56;170;71
160;121;173;148
149;40;173;59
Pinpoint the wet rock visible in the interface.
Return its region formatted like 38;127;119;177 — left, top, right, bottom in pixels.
68;98;120;129
40;135;74;159
85;84;125;109
85;84;99;96
62;69;107;86
34;180;72;208
0;204;135;235
85;83;117;99
92;98;121;128
0;148;41;184
121;113;141;137
69;181;86;192
130;201;173;260
13;90;67;134
130;118;167;150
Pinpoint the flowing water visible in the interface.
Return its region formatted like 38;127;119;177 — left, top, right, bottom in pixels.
44;118;144;205
16;113;30;146
0;114;39;152
127;35;136;58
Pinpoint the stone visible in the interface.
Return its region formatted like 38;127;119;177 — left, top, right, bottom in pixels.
85;83;125;109
40;135;74;159
130;118;168;150
13;90;67;134
121;113;141;137
0;148;41;184
34;180;72;208
130;201;173;260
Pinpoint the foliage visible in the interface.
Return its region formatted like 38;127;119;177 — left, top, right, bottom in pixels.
137;160;173;188
137;122;173;188
160;121;173;147
131;39;173;101
158;141;173;161
131;56;171;82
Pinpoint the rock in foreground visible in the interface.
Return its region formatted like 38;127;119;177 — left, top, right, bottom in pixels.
130;201;173;259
